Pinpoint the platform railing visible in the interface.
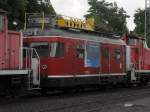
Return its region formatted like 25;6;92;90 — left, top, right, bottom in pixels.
23;47;40;89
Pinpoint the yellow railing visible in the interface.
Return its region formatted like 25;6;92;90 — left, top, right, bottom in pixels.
24;12;95;31
56;15;94;31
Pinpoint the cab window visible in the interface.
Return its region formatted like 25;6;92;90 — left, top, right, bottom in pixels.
76;44;85;59
114;48;121;61
102;47;109;58
23;42;29;47
50;42;65;57
31;42;49;57
127;38;137;45
0;15;4;31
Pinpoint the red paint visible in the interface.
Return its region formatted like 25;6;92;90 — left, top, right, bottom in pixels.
122;34;150;71
0;9;21;70
24;36;125;77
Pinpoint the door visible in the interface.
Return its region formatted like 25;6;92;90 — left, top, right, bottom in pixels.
110;45;123;73
101;45;110;73
73;40;85;75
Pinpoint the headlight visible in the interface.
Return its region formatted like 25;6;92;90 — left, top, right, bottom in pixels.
41;65;48;70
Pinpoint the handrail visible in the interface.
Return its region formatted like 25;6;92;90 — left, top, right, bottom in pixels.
23;47;40;88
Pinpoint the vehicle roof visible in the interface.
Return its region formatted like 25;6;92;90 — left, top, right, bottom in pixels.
24;28;126;45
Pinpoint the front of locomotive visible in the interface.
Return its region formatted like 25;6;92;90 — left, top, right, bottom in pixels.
23;34;66;92
23;37;50;87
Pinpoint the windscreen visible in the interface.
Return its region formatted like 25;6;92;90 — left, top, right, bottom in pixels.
30;42;65;58
31;42;49;57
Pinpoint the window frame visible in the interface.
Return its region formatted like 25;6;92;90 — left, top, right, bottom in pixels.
50;42;65;58
0;15;4;32
30;42;50;58
114;48;121;61
101;47;109;59
127;38;137;45
29;41;66;58
76;44;85;59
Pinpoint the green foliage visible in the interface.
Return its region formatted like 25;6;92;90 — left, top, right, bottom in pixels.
133;9;150;47
85;0;129;34
0;0;28;29
134;9;145;37
0;0;56;30
133;8;150;47
26;0;55;15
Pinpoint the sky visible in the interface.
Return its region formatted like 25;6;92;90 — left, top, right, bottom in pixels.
51;0;145;31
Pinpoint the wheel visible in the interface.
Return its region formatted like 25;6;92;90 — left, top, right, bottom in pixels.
140;76;149;86
40;88;48;95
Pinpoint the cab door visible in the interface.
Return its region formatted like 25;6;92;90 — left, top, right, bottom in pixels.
73;40;85;75
101;44;110;73
110;45;124;73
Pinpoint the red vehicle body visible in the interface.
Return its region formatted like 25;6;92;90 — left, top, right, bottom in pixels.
122;34;150;71
23;28;150;91
0;9;36;94
1;8;150;94
0;10;21;69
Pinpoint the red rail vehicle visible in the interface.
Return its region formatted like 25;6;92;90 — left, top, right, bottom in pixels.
0;9;40;94
23;14;150;93
1;11;149;95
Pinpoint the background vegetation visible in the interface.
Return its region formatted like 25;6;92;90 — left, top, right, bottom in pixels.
0;0;148;45
85;0;129;35
0;0;56;29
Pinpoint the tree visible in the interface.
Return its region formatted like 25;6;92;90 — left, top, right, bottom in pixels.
134;8;150;47
85;0;129;34
26;0;56;14
0;0;28;29
0;0;56;30
134;9;145;36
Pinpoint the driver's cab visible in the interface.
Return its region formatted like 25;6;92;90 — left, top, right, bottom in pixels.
122;34;146;71
122;34;145;47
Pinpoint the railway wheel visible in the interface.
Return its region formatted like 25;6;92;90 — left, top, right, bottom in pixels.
40;88;48;95
140;76;149;86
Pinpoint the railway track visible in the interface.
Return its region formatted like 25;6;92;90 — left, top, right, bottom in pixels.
38;86;150;112
1;86;150;112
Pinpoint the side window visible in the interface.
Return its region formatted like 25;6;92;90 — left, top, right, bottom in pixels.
50;42;57;57
50;42;65;57
102;47;109;58
31;42;49;57
23;42;30;57
0;15;4;31
127;38;137;45
76;44;85;59
23;42;29;47
114;48;121;60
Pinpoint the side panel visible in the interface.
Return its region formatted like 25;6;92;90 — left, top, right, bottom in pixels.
101;44;125;74
0;15;8;69
143;48;150;70
46;38;73;75
8;32;21;69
